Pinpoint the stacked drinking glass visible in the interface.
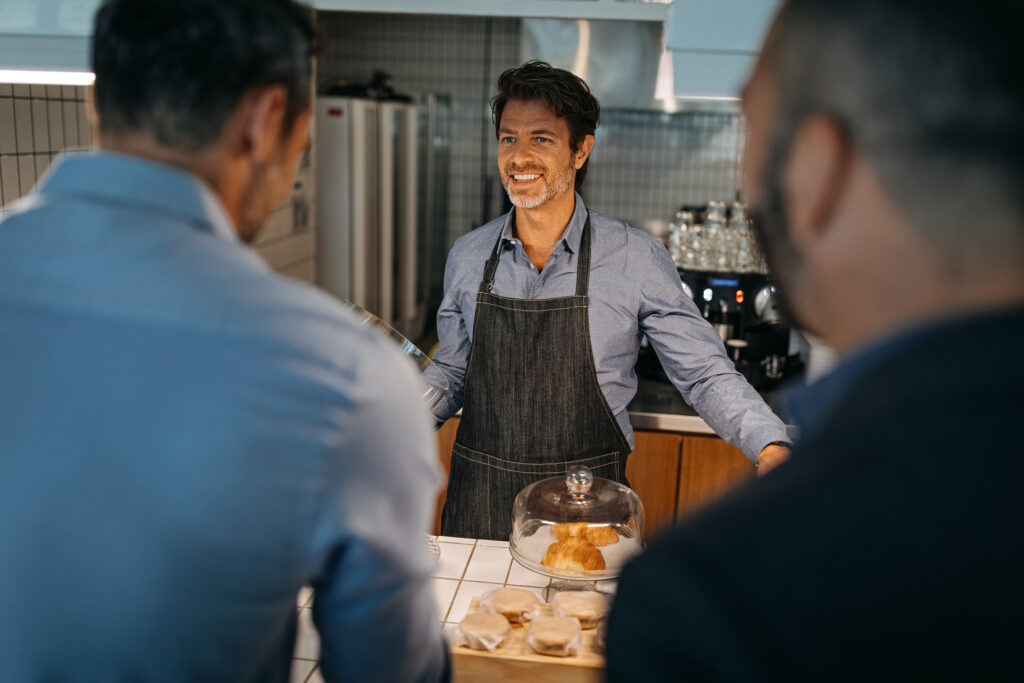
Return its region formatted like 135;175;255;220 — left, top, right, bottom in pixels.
667;200;767;274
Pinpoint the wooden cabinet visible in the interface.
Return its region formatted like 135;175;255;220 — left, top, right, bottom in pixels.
431;418;755;539
431;417;460;536
624;431;681;539
629;430;754;541
677;434;755;516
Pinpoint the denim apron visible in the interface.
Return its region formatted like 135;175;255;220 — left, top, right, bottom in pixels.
440;212;632;540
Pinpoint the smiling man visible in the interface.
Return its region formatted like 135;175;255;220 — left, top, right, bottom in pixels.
426;61;791;541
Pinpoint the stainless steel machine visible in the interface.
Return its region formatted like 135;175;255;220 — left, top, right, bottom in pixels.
637;200;804;391
314;74;450;343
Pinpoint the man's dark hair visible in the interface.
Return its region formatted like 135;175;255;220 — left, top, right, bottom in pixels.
92;0;315;151
491;60;600;190
756;0;1024;266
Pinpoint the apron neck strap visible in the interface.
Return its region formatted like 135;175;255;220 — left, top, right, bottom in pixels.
574;212;592;296
479;210;593;296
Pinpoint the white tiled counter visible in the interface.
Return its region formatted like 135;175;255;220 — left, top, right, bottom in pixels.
432;536;555;642
289;536;611;682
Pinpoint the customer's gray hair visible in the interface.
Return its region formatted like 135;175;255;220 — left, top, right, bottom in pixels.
761;0;1024;260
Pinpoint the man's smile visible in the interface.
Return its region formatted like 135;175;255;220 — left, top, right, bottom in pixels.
512;173;541;181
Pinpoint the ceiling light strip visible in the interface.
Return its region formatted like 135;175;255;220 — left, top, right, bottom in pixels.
0;70;95;86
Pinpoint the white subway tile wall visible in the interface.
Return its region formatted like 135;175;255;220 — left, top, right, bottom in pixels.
316;11;745;248
589;108;746;226
0;83;87;207
0;83;317;285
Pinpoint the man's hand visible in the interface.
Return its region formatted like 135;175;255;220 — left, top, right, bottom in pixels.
757;443;790;476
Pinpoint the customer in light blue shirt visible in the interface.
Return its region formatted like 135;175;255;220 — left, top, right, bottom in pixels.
0;2;447;682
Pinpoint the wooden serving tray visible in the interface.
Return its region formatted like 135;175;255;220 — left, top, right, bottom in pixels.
452;597;605;683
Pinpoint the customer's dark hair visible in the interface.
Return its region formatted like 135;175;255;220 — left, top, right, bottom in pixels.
759;0;1024;259
92;0;314;151
491;60;600;190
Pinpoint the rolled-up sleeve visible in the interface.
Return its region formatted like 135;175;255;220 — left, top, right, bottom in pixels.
638;242;789;461
424;247;472;428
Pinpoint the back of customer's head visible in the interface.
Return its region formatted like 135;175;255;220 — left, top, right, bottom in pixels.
754;0;1024;278
92;0;314;151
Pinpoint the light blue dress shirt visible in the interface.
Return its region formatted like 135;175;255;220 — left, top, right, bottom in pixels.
0;152;447;683
428;194;789;461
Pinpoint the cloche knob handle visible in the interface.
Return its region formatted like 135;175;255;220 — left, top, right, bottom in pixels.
566;465;593;497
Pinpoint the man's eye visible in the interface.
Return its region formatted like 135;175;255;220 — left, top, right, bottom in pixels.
535;137;550;144
501;137;515;144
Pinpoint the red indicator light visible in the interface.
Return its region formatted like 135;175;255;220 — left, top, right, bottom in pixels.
327;107;343;117
736;290;745;304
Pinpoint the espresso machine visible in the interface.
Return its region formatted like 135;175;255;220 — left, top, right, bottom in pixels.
637;201;803;391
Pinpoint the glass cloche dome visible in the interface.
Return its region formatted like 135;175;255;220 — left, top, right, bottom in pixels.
509;466;645;582
337;301;448;409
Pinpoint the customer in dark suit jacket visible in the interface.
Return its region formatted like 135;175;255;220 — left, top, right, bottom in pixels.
607;1;1024;680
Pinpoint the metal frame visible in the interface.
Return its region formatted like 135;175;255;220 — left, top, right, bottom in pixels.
310;0;669;22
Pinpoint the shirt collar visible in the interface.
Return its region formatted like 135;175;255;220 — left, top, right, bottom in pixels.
36;150;238;243
499;192;588;255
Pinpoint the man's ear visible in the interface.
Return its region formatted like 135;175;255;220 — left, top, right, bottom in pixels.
241;85;288;163
782;115;851;254
574;134;595;170
85;87;100;146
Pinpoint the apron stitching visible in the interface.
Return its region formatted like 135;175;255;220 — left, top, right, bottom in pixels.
459;293;488;416
575;212;630;459
451;449;620;474
476;302;588;313
462;224;508;398
453;457;620;475
453;442;619;466
481;293;587;303
581;314;632;457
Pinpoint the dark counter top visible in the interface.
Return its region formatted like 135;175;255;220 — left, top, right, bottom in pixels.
627;377;796;437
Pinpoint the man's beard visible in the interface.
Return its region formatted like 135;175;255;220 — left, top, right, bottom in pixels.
748;133;814;334
238;157;287;244
502;159;575;209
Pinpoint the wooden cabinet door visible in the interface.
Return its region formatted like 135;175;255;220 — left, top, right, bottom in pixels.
676;434;755;518
626;430;682;541
431;417;460;536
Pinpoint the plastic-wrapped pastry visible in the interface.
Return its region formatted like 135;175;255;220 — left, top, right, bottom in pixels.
480;587;541;623
541;536;606;572
593;619;606;654
527;616;582;657
551;590;609;629
455;612;511;652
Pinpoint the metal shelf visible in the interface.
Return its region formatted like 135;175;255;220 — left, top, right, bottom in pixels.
310;0;670;22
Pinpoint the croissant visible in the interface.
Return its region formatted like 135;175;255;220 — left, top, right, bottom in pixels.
551;523;588;542
541;535;606;572
551;522;619;547
584;525;619;547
